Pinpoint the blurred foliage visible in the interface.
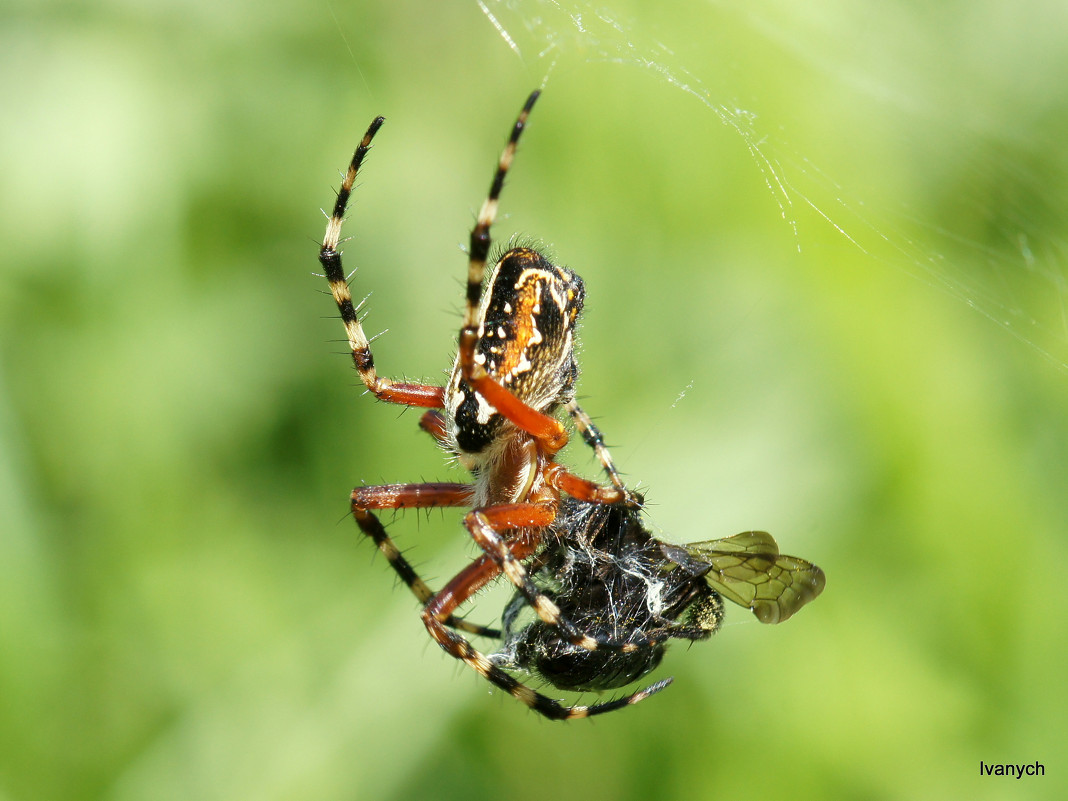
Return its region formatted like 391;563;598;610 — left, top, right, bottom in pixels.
2;0;1067;799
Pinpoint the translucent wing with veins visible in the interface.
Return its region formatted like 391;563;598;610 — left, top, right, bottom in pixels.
661;531;825;624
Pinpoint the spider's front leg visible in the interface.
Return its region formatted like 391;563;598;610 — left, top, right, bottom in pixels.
565;399;626;490
320;116;444;410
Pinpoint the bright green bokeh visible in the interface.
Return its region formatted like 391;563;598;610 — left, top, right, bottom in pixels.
2;1;1066;799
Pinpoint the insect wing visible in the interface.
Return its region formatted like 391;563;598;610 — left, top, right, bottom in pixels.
663;531;825;624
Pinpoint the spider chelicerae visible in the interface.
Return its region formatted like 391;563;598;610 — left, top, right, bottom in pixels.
318;91;824;720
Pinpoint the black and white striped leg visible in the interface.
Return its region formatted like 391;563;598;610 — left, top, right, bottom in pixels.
320;117;444;409
565;399;626;490
350;483;499;638
462;90;540;331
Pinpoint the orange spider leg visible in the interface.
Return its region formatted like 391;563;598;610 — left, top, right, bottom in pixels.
418;409;449;444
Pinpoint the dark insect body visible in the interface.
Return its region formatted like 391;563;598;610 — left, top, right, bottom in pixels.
498;499;722;693
317;91;824;720
495;499;825;695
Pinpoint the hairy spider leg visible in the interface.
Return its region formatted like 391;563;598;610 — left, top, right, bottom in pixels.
454;92;568;456
418;409;449;444
349;483;499;638
351;485;667;652
565;399;626;490
319;117;445;409
463;91;537;332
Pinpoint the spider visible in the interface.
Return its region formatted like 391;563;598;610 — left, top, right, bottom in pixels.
494;499;826;694
318;91;824;719
319;91;668;719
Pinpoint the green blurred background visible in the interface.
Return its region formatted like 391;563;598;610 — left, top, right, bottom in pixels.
3;0;1066;799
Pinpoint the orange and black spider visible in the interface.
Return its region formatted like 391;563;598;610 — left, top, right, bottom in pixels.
319;91;658;719
318;91;824;719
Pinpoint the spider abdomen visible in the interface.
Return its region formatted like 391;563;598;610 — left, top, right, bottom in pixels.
446;247;584;458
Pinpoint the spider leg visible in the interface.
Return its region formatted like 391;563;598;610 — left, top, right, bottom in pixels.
422;544;672;720
320;118;444;409
543;464;643;508
350;482;498;637
418;409;449;445
565;399;625;490
462;91;539;335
